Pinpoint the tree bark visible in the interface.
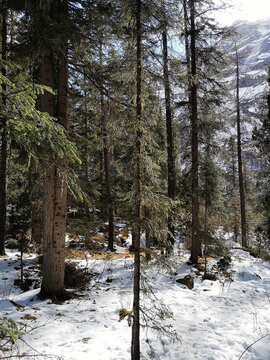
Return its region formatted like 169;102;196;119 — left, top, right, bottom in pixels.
84;83;89;217
161;0;176;250
131;0;142;358
40;0;69;298
235;47;247;248
0;2;7;256
99;44;114;251
189;0;200;263
183;0;191;75
30;66;43;252
230;137;239;241
101;104;114;251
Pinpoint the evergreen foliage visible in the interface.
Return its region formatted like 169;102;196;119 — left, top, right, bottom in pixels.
253;66;270;243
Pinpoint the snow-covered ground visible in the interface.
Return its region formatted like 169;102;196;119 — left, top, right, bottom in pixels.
1;244;270;360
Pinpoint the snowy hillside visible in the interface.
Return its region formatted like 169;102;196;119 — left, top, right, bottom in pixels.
224;18;270;120
1;240;270;360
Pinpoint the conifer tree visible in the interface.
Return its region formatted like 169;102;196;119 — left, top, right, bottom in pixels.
235;46;248;248
161;0;176;250
181;0;230;262
0;0;7;256
253;65;270;242
183;0;200;263
224;136;240;241
39;0;70;299
131;0;142;357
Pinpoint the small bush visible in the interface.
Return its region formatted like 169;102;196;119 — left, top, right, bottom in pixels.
208;240;230;258
249;248;270;262
0;318;25;346
64;262;90;288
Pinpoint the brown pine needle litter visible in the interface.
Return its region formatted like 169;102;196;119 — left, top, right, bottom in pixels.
65;248;133;260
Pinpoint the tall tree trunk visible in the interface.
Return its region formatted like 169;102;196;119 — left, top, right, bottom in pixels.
131;0;142;358
99;45;114;251
230;137;239;241
183;0;191;75
189;0;200;263
145;208;151;261
101;104;114;251
84;83;89;217
203;145;210;278
203;177;209;278
0;2;7;256
235;48;247;248
161;0;176;250
99;139;105;220
40;0;69;298
31;67;43;252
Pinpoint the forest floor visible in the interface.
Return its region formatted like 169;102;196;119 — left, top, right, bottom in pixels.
0;227;270;360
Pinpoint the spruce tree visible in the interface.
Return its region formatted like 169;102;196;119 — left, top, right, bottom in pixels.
253;65;270;242
181;0;230;262
131;0;142;357
235;46;248;248
161;0;176;250
39;0;70;299
0;0;7;256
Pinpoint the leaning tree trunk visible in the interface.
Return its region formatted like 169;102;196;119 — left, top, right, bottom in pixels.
0;3;7;256
161;0;176;250
235;47;247;248
40;0;69;299
131;0;142;358
189;0;200;263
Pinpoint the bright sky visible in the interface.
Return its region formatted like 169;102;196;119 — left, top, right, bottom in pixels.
215;0;270;26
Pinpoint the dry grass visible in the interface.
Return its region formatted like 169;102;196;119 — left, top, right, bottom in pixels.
233;256;245;262
65;248;133;261
90;250;133;260
198;256;216;263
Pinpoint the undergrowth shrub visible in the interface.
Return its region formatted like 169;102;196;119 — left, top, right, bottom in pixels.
208;239;230;258
0;318;25;349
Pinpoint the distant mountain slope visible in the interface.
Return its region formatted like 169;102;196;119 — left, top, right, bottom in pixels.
224;18;270;120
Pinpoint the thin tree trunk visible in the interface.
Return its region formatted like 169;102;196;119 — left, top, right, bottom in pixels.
189;0;200;263
99;142;105;220
31;66;43;252
102;106;114;251
145;208;151;261
231;137;239;242
131;0;142;358
161;0;176;250
204;188;208;278
183;0;191;76
99;45;114;251
203;145;210;278
84;84;89;217
0;3;7;256
145;228;151;261
235;47;247;248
